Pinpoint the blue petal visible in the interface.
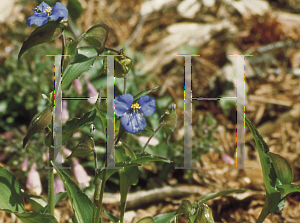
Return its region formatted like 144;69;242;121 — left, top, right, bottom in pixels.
26;13;49;26
36;2;51;13
49;2;68;20
121;112;146;134
113;94;133;117
139;96;156;117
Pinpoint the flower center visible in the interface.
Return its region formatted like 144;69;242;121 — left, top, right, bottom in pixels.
45;7;52;15
131;102;141;110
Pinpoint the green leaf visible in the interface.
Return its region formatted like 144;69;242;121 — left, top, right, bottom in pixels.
78;24;109;54
133;86;159;101
19;21;66;59
119;166;139;222
22;191;47;213
67;135;94;159
152;212;177;223
103;210;120;223
23;106;52;149
136;217;155;223
15;212;58;223
121;142;137;160
115;146;139;222
245;117;276;194
269;152;294;184
93;162;140;186
62;46;97;90
197;189;247;205
277;184;300;198
0;166;25;213
134;154;172;164
54;191;68;206
175;199;192;215
190;203;214;223
245;117;286;222
67;0;84;21
52;161;93;223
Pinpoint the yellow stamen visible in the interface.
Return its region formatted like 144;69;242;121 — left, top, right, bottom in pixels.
46;7;52;14
131;102;141;110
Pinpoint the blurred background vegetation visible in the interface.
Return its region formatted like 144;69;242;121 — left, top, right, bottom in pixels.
1;0;300;222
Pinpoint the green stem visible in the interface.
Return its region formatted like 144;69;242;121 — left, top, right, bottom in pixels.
123;72;128;94
93;162;107;223
256;199;271;223
48;115;55;215
141;121;165;154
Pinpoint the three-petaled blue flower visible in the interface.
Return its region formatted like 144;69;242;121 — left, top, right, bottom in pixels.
26;1;68;27
113;94;156;134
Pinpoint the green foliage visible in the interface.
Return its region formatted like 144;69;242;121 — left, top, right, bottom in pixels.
52;161;93;223
67;135;95;159
245;117;300;223
62;46;98;90
23;106;52;149
4;2;300;223
0;166;58;223
18;21;67;59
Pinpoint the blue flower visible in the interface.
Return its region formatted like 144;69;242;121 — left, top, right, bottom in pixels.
26;1;68;27
113;94;156;134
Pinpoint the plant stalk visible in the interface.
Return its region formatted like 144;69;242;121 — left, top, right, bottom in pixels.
141;121;165;153
93;162;107;223
48;112;55;216
256;199;271;223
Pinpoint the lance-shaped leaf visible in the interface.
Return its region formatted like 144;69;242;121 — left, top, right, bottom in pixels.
52;161;93;223
78;24;109;54
62;46;97;90
19;21;66;59
100;55;132;78
133;86;159;101
67;135;94;159
23;106;52;149
115;145;139;222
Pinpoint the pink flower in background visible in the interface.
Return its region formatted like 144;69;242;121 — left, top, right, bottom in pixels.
21;156;28;171
74;78;83;94
86;79;98;104
0;152;5;161
26;163;42;195
133;135;159;146
73;158;91;188
222;153;235;165
62;100;69;123
54;175;65;195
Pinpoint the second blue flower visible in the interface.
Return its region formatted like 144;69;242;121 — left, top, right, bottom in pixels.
113;94;156;134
